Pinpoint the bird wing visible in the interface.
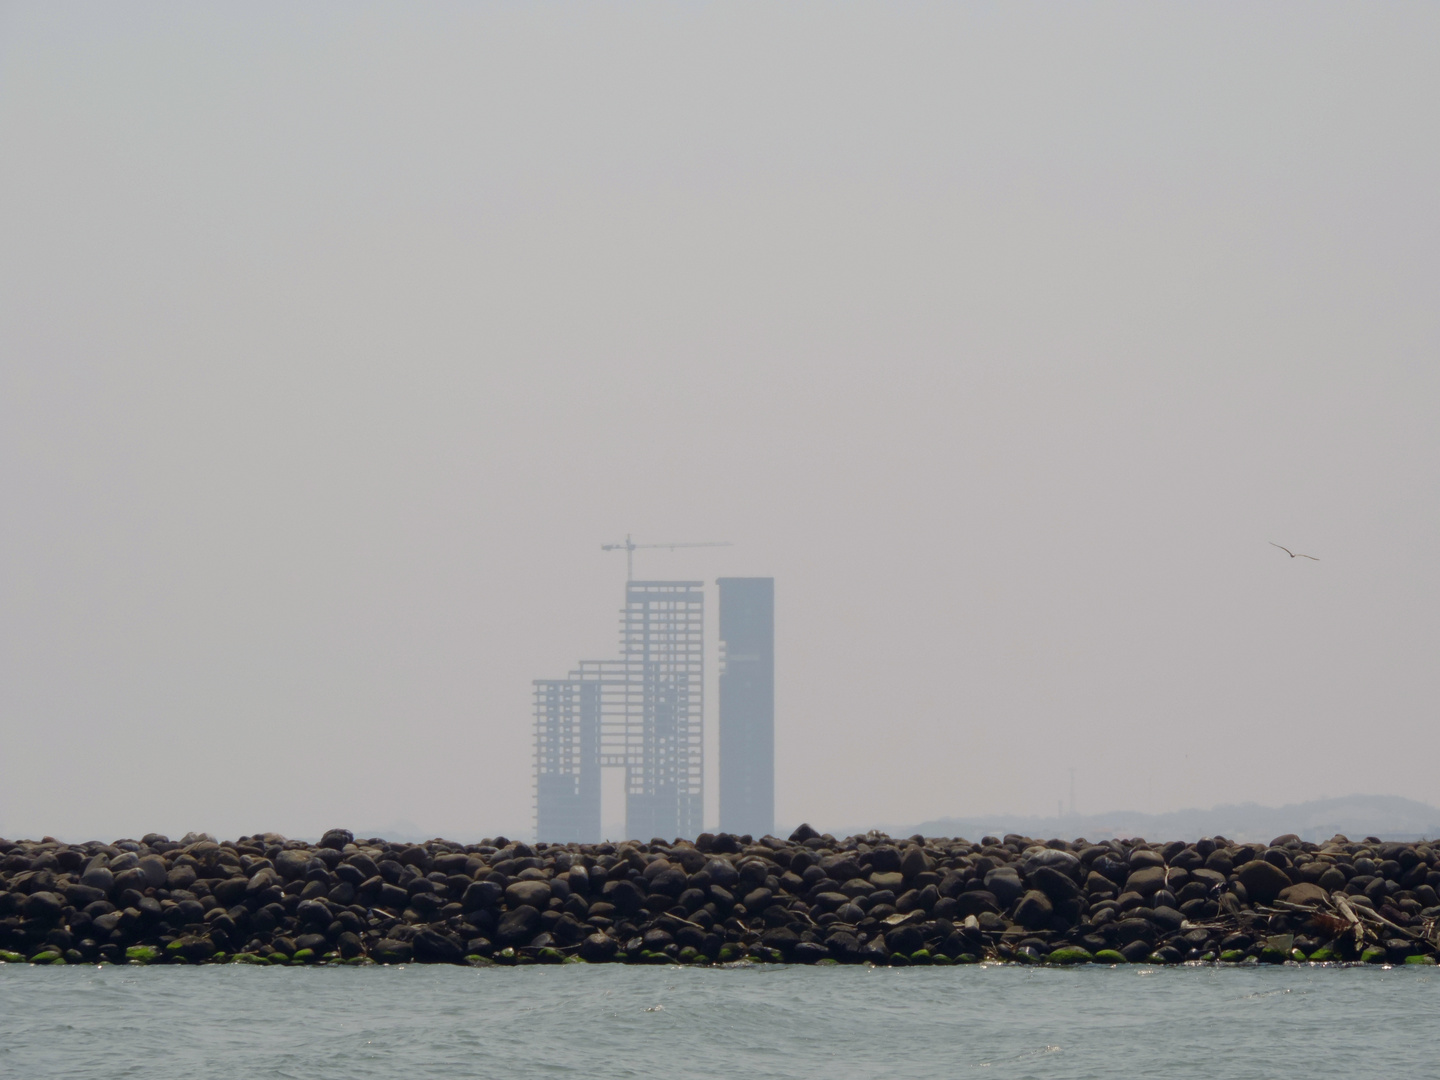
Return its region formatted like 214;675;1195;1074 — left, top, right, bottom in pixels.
1297;553;1320;561
1269;542;1294;557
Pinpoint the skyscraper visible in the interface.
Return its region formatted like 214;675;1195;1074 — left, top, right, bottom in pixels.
717;577;774;838
533;580;704;842
532;678;601;843
618;581;705;840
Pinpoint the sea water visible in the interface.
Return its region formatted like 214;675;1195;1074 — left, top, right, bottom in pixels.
2;962;1436;1079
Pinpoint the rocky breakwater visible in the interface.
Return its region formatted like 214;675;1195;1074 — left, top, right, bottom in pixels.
2;826;1439;967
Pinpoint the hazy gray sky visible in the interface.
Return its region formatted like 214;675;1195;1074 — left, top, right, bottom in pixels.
2;3;1436;842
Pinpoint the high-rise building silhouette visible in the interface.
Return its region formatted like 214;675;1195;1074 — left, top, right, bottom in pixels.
533;580;704;842
717;577;774;838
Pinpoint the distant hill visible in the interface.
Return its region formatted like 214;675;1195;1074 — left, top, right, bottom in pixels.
826;795;1440;845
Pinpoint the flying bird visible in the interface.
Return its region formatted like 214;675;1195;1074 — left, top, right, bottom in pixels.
1269;542;1319;561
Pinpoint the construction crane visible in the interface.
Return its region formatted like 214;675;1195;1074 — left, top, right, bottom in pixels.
601;534;732;581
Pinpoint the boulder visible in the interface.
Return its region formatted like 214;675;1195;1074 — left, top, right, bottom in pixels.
885;925;925;955
952;891;1000;918
1110;917;1156;945
1022;848;1082;881
602;879;644;915
274;850;311;881
824;931;862;962
984;869;1024;907
461;881;503;912
1236;860;1292;905
1124;866;1167;897
703;858;740;889
319;829;354;850
413;929;464;964
869;847;903;875
1029;865;1080;903
1014;890;1054;930
21;891;64;920
792;941;829;963
649;867;688;898
761;927;801;953
504;880;552;910
1147;906;1185;933
900;847;933;879
1128;848;1165;869
136;855;168;889
579;933;618;962
296;900;331;928
495;905;541;946
1278;882;1329;907
371;938;414;964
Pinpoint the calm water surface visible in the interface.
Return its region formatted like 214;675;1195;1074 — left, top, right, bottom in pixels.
2;962;1435;1079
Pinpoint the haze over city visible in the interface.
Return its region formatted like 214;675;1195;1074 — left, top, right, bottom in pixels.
2;4;1437;844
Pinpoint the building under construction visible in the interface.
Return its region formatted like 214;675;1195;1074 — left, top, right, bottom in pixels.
533;581;705;843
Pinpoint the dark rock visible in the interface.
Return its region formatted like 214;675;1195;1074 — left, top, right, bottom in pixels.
861;938;891;964
886;925;925;954
1147;906;1185;933
761;927;801;953
377;883;410;911
869;847;903;875
579;933;617;961
320;829;354;850
495;905;541;946
1236;860;1291;905
296;900;331;928
371;938;414;964
1084;871;1115;895
792;941;829;963
1111;918;1156;945
788;823;820;843
649;867;688;898
1030;866;1080;903
1014;890;1054;930
413;928;463;964
1128;848;1164;869
984;869;1024;907
824;931;862;961
900;847;933;879
505;880;553;909
1124;866;1167;897
137;855;168;889
1023;848;1081;881
1278;882;1328;906
336;931;363;958
703;858;740;890
21;892;63;921
461;880;503;912
274;850;311;881
212;877;248;905
602;879;644;915
64;884;106;908
81;866;115;893
1119;940;1154;963
1204;850;1234;875
743;887;775;911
